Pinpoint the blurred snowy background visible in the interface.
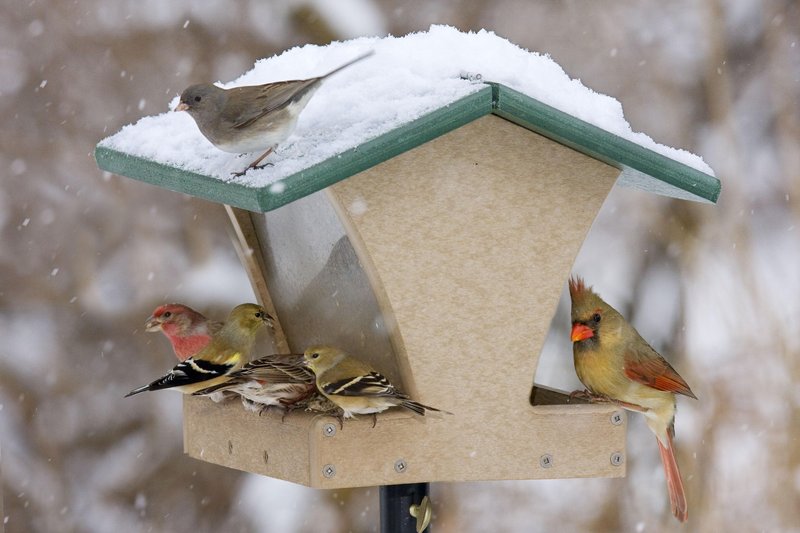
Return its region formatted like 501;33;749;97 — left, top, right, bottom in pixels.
1;1;798;532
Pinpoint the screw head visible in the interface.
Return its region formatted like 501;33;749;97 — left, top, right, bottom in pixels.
610;452;624;466
322;464;336;478
323;423;337;437
610;411;624;426
394;459;407;473
539;454;553;468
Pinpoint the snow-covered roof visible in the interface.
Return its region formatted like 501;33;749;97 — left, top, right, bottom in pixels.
96;25;720;211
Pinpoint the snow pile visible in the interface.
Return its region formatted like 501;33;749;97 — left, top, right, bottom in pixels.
99;25;714;187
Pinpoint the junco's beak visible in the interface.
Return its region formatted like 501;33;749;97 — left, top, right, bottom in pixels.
174;102;189;112
144;315;161;332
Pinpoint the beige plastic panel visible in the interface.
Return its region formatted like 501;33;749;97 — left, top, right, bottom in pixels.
184;114;625;487
184;394;627;488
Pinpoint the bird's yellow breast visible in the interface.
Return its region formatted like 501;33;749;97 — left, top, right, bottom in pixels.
574;348;625;397
574;346;675;411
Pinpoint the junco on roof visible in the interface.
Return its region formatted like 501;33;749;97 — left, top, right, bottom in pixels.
175;50;374;176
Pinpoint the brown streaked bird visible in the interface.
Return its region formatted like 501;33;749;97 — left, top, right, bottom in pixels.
192;353;323;413
568;277;696;523
302;345;451;427
126;303;272;397
175;50;374;176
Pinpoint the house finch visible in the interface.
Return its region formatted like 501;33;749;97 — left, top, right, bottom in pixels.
145;303;223;361
569;277;696;522
302;345;451;427
126;303;271;397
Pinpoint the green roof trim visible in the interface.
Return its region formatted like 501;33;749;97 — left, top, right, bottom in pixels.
490;84;720;203
95;86;493;213
95;146;267;211
95;82;720;212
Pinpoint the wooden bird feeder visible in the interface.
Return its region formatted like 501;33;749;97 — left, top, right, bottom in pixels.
96;81;719;491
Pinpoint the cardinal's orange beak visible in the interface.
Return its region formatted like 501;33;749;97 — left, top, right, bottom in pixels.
174;102;189;112
571;323;594;342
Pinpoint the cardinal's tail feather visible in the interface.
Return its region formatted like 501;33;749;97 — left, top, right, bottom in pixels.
657;432;688;522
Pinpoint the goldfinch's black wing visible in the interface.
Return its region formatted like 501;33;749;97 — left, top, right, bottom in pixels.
322;372;405;399
399;399;452;416
125;358;236;397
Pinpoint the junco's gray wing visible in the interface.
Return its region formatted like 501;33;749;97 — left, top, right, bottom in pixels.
228;51;374;129
227;78;322;130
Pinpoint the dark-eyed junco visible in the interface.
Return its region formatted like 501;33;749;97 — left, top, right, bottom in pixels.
175;50;374;176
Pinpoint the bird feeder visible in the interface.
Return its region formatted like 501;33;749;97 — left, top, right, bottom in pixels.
95;39;719;492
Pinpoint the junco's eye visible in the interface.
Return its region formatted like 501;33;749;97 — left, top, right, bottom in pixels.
163;311;171;318
592;313;601;323
194;96;202;102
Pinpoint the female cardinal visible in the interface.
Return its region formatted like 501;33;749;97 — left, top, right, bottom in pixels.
568;277;696;522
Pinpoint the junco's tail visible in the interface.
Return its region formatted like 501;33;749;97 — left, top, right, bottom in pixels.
319;50;375;80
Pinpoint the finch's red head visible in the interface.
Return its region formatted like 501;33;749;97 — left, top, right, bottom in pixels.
145;303;220;361
145;303;199;332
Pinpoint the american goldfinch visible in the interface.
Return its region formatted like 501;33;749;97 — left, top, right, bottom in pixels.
302;345;450;426
569;277;696;522
192;353;318;411
126;303;271;397
145;303;223;361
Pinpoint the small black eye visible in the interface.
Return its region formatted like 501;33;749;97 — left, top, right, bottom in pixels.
163;311;171;318
255;311;263;318
194;95;202;102
592;313;601;323
311;353;319;359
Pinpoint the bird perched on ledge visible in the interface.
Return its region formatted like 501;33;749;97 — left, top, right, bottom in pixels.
126;303;272;397
302;345;451;427
145;303;223;361
175;50;374;177
192;353;321;413
568;277;696;523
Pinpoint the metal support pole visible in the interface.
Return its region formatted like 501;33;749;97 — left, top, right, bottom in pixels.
380;482;430;533
1;442;4;533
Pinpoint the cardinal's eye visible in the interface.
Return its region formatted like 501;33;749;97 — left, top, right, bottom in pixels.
163;311;172;318
194;95;202;102
592;313;601;323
